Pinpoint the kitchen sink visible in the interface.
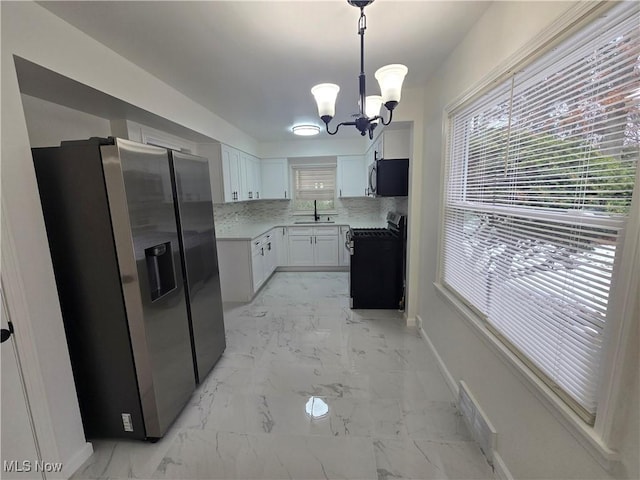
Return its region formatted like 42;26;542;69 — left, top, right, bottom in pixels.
293;220;335;224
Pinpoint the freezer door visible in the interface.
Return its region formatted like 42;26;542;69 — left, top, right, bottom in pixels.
101;139;196;438
170;151;226;383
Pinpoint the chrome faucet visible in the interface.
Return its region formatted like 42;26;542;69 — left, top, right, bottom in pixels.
314;200;320;222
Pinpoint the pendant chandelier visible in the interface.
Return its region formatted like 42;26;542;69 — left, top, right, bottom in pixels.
311;0;408;140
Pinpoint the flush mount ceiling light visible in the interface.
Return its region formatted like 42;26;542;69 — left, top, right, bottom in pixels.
311;0;408;140
292;124;321;136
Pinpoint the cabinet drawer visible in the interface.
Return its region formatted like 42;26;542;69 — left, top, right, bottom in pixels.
251;238;263;253
313;226;339;235
288;226;314;236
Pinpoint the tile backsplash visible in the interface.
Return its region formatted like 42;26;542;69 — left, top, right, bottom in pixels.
213;196;408;232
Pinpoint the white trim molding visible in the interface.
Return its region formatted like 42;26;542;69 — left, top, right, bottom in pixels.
594;163;640;446
492;451;514;480
416;314;458;398
1;203;60;469
433;282;621;470
59;442;93;480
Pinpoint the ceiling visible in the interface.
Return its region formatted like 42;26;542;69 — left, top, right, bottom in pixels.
39;1;491;142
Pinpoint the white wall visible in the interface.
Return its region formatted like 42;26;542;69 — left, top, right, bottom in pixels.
391;87;424;325
2;15;90;479
21;94;111;147
259;136;367;159
417;1;638;479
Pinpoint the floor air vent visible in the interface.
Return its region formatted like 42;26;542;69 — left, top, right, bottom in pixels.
458;380;497;465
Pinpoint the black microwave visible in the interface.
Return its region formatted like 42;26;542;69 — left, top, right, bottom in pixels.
368;158;409;197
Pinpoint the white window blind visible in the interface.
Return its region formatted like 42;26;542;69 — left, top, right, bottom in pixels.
293;166;336;201
442;2;639;424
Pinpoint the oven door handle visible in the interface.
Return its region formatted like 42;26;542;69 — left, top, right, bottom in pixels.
345;230;354;255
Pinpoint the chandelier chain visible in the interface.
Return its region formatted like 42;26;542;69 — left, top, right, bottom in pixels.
310;0;406;139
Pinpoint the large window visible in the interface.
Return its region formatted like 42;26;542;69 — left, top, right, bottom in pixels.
442;2;638;424
292;165;337;213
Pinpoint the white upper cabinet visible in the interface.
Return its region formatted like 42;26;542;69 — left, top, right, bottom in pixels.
337;155;367;198
260;158;290;200
368;126;411;162
252;156;262;200
199;143;262;203
241;152;262;200
221;144;242;202
381;128;411;159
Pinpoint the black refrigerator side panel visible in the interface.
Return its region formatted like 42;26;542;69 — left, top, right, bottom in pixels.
32;145;146;440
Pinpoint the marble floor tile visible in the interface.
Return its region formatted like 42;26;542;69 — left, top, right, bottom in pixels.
373;437;493;480
152;431;378;480
72;272;494;480
308;397;373;437
400;400;472;442
252;363;370;399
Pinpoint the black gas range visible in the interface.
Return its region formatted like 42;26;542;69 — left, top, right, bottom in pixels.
346;212;406;309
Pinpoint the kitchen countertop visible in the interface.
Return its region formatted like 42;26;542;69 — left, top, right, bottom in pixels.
216;220;385;241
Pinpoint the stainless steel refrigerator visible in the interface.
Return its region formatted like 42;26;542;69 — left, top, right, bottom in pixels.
169;150;225;383
32;138;225;441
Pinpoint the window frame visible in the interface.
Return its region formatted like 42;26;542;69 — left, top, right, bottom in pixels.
435;0;638;467
290;163;338;215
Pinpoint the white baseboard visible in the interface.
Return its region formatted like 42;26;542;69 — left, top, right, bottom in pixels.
417;315;513;480
493;451;514;480
61;441;93;479
405;313;417;327
416;314;458;397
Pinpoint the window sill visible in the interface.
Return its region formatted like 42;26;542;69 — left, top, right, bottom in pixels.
432;281;621;471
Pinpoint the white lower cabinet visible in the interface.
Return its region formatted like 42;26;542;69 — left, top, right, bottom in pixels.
275;226;288;266
288;235;315;266
217;231;277;302
263;231;277;277
252;231;277;292
251;239;266;291
218;225;347;302
314;235;339;265
287;226;339;267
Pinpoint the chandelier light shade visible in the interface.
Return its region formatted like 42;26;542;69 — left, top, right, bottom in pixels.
311;84;340;119
365;95;383;121
375;64;408;107
292;124;321;136
311;0;408;139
